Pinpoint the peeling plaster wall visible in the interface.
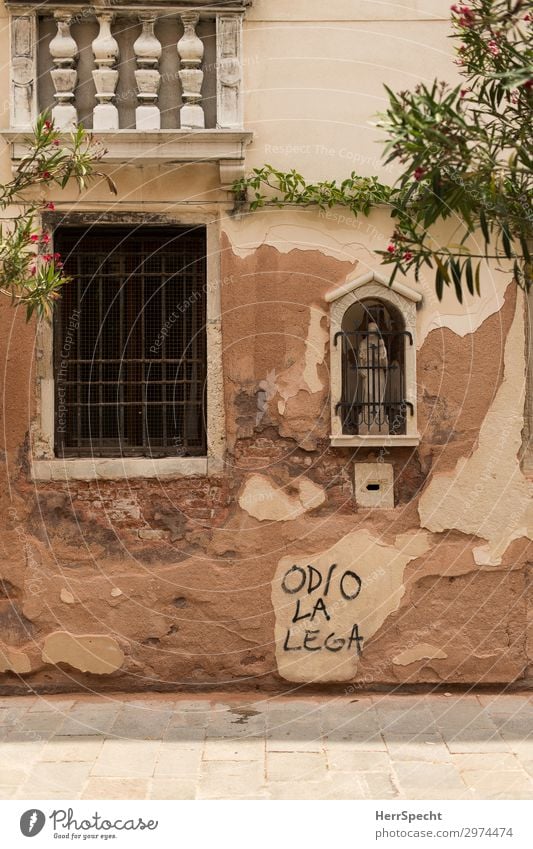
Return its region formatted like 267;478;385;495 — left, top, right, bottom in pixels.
419;293;533;566
0;0;531;693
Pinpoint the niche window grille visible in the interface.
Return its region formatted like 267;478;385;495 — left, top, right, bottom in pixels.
336;300;412;437
53;226;207;458
326;271;421;448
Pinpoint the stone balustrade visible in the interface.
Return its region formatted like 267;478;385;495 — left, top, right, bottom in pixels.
9;7;246;133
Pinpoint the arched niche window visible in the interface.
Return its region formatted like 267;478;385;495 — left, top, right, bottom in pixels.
326;271;422;448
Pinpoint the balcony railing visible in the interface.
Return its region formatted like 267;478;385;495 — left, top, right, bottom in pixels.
4;1;253;180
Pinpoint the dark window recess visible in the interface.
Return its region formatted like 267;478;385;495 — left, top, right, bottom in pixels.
335;299;413;437
54;226;207;458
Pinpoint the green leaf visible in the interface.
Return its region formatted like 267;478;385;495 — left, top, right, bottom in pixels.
465;257;474;296
450;258;463;303
474;262;481;297
501;224;512;259
479;208;490;245
436;266;444;301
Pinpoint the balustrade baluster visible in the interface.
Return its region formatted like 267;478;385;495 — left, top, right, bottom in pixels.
49;13;78;130
177;12;205;129
92;13;120;131
133;15;162;130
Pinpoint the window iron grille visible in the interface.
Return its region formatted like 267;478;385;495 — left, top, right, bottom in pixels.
334;329;413;436
54;226;207;458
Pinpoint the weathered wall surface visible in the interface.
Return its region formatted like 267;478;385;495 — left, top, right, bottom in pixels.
0;0;531;693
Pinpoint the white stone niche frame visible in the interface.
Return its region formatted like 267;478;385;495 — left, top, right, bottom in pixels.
31;211;225;481
326;270;422;448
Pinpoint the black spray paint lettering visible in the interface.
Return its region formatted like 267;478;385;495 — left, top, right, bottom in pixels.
281;564;362;601
281;563;364;655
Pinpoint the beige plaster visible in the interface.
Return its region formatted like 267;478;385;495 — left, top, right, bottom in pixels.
274;305;328;416
419;294;533;565
239;474;325;522
0;643;32;674
60;588;75;605
242;17;454;180
272;529;431;683
302;307;329;395
393;643;448;666
248;1;450;21
42;632;125;675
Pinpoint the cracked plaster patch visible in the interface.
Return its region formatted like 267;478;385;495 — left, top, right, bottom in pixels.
60;588;75;605
276;306;328;415
0;644;32;674
393;643;448;666
42;631;125;675
239;474;325;522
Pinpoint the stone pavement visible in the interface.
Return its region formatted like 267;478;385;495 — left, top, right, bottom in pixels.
0;692;532;800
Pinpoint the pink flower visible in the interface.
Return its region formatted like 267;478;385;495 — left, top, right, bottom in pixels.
387;244;396;254
53;139;60;147
45;202;55;211
41;171;52;180
30;265;36;275
403;252;413;262
41;233;50;244
523;79;533;90
488;40;500;55
30;234;39;243
53;252;61;261
44;120;52;130
414;167;426;181
42;253;53;262
451;5;475;27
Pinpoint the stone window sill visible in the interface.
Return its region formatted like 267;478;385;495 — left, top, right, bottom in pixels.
0;130;253;183
330;435;421;448
0;129;254;183
32;456;211;481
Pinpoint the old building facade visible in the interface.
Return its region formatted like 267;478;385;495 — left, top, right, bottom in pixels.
0;0;531;693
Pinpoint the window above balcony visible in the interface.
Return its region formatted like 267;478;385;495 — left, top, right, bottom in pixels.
3;1;253;182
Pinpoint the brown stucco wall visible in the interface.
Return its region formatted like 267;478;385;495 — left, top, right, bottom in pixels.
0;233;531;694
0;0;530;694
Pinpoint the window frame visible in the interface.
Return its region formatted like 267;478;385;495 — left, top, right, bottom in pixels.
326;270;422;448
31;211;225;480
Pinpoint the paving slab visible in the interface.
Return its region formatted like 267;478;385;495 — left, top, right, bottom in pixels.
0;693;532;800
90;739;161;778
81;778;149;800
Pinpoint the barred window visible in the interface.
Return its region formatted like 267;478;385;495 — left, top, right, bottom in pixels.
54;226;207;458
336;298;412;437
